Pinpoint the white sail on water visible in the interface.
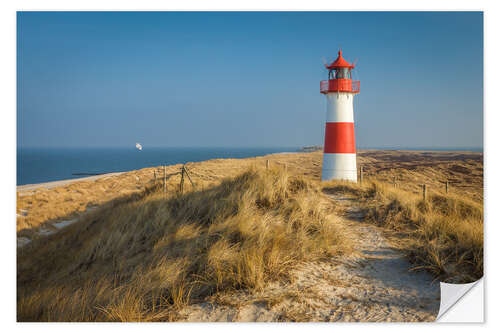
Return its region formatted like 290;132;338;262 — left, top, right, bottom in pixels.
136;143;142;151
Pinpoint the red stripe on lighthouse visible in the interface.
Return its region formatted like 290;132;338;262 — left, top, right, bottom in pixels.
324;122;356;154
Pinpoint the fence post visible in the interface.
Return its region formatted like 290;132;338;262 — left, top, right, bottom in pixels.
393;176;397;188
163;166;166;193
184;165;195;188
446;180;449;194
360;165;364;184
422;184;427;201
180;166;185;194
266;159;270;169
154;170;156;181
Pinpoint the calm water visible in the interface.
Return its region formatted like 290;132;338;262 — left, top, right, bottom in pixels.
17;147;298;185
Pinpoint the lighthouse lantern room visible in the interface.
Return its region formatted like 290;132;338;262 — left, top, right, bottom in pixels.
320;49;360;182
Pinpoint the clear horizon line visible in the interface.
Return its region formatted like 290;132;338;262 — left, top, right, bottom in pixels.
18;145;484;149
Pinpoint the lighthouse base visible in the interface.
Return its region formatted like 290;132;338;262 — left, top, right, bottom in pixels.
321;153;357;182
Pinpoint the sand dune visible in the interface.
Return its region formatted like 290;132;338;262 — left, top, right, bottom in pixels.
16;150;482;321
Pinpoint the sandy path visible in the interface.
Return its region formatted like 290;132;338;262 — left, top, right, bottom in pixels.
179;194;440;322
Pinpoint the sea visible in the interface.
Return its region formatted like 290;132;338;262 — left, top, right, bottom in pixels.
16;146;483;186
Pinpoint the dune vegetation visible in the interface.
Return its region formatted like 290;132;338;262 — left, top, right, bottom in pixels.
17;150;484;321
17;167;352;321
323;180;483;283
16;150;483;238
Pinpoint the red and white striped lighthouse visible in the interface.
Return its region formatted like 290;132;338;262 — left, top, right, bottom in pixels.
320;49;360;182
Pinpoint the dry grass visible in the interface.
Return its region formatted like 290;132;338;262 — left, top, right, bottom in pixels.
16;150;482;237
16;169;180;234
16;153;317;235
17;166;351;322
16;150;483;320
357;150;483;202
323;180;483;283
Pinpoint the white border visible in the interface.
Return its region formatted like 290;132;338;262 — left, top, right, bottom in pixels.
3;1;498;332
438;279;484;322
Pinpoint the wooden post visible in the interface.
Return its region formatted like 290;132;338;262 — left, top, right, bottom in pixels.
284;163;287;173
184;166;195;188
446;180;449;194
360;165;364;184
180;166;185;194
393;176;397;188
266;159;270;169
154;170;156;181
163;166;166;193
422;184;427;201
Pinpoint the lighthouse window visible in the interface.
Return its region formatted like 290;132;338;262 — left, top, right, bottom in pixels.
335;68;351;79
328;70;335;80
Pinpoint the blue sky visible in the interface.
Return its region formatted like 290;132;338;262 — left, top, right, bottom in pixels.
17;11;483;148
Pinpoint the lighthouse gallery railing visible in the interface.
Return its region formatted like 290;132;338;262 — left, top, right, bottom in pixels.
320;80;360;93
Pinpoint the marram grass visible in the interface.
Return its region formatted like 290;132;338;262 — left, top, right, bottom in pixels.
17;166;351;322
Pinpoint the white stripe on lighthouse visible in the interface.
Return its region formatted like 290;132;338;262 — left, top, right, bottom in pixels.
325;93;354;123
322;153;357;182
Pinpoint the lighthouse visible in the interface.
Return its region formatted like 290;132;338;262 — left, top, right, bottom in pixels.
320;49;360;182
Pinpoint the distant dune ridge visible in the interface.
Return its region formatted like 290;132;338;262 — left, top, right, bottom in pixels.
17;150;483;322
298;145;323;152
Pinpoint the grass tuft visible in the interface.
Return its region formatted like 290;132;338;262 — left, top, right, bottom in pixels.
18;166;351;321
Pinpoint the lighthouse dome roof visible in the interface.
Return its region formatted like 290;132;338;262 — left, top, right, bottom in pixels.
326;49;354;69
